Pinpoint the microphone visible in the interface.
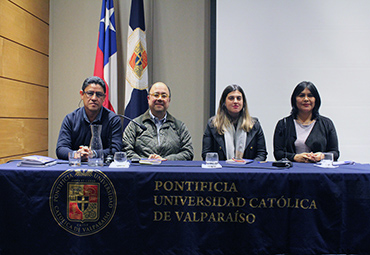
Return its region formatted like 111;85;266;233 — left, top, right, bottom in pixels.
104;114;147;165
116;114;147;131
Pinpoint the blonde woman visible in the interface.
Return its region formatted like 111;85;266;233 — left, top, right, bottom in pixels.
202;84;267;161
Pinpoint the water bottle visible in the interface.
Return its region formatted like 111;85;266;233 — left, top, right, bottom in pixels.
88;124;104;166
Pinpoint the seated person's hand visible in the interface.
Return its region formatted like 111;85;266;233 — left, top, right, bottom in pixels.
311;152;324;162
148;154;167;161
294;153;313;163
294;152;324;163
78;146;90;162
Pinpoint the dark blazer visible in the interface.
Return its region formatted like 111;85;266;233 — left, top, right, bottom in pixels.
202;117;267;161
273;115;339;161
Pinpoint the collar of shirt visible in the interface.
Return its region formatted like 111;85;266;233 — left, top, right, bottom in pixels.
82;107;103;124
149;110;167;126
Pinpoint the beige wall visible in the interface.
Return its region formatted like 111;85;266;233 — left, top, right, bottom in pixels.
49;0;210;160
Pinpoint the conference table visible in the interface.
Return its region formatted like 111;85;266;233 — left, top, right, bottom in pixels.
0;159;369;254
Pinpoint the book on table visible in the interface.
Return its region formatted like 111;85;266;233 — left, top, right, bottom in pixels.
17;155;57;167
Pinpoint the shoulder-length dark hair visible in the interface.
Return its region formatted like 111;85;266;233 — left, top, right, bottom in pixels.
290;81;321;119
212;84;254;134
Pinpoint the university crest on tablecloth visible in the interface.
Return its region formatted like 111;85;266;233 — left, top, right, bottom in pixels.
49;169;117;236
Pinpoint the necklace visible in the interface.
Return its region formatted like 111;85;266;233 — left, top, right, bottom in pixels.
296;118;314;125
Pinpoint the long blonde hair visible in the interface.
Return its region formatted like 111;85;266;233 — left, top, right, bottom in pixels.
212;84;254;135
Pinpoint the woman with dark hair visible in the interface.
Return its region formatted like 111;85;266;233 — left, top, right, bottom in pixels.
273;81;339;162
202;84;267;161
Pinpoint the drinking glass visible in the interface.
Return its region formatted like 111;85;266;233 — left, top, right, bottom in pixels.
68;151;81;167
114;152;127;167
320;153;333;167
205;152;219;166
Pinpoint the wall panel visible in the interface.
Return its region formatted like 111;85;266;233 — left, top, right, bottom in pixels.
10;0;49;23
0;0;49;162
0;38;48;86
0;0;49;54
0;119;48;157
0;78;48;118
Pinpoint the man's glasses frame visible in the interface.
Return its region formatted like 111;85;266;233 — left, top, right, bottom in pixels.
83;91;106;99
149;93;169;99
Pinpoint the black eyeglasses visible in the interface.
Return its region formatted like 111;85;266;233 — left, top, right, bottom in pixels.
83;91;106;99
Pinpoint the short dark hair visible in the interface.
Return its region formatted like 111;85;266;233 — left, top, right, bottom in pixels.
290;81;321;119
82;76;106;93
148;82;171;98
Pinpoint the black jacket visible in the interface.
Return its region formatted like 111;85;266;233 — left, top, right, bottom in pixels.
273;115;339;161
202;117;267;161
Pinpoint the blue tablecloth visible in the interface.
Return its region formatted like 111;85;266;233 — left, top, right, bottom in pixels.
0;160;369;254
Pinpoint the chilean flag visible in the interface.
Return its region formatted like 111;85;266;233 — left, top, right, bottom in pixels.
124;0;148;129
94;0;118;112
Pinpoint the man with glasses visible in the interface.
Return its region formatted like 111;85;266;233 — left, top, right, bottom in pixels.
56;76;123;161
123;82;194;161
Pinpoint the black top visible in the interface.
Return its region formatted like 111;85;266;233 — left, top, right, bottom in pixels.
273;115;339;161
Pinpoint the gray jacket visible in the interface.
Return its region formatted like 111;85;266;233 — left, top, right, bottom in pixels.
123;110;194;160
